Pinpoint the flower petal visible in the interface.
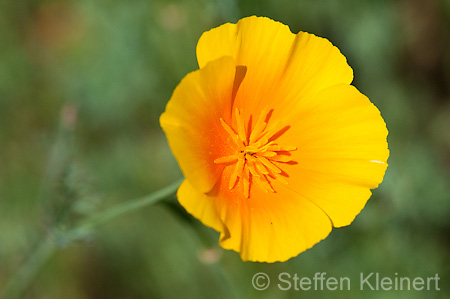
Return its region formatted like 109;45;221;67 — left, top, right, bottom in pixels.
178;165;332;262
160;56;239;193
177;180;223;232
197;16;353;122
274;84;389;227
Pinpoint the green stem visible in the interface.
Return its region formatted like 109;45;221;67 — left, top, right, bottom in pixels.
63;178;183;242
1;179;183;299
2;235;56;299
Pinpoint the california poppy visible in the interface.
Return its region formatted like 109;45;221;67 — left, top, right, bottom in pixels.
160;16;389;262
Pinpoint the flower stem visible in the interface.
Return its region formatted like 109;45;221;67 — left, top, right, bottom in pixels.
63;178;183;243
2;235;56;299
1;178;183;299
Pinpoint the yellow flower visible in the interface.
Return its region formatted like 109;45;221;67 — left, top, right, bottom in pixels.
160;16;389;262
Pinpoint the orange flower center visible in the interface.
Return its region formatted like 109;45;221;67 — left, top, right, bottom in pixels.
214;107;296;198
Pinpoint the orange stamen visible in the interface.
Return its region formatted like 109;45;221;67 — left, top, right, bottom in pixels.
215;108;296;198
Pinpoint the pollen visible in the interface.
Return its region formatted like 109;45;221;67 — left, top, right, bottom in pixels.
214;107;296;198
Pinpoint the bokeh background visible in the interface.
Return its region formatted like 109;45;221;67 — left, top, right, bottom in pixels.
1;0;449;298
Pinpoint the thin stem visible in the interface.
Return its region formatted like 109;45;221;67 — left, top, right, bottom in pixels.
63;178;183;242
1;235;56;299
1;178;183;299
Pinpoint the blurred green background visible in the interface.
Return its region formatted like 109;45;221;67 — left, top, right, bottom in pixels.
1;0;449;298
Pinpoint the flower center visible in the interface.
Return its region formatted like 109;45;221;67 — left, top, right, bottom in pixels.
214;107;296;198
